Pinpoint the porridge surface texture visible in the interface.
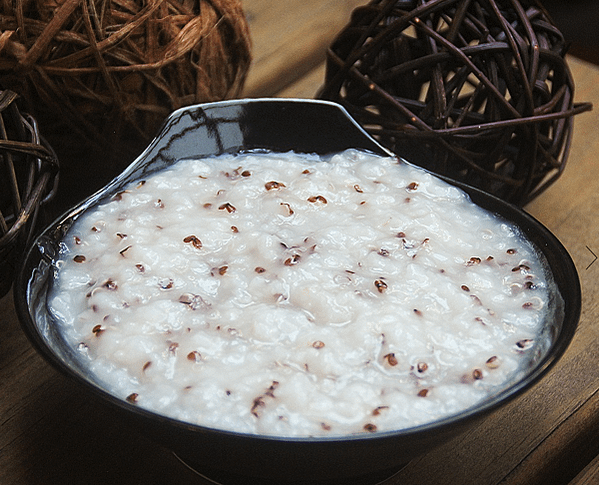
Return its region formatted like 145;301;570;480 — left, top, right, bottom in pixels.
49;149;550;437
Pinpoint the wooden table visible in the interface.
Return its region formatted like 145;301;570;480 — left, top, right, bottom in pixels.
2;1;598;483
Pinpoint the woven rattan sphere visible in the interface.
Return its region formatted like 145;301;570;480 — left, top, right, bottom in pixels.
0;90;58;297
0;0;251;206
319;0;592;205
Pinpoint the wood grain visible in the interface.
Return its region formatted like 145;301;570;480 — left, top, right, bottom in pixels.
571;453;599;485
241;0;364;97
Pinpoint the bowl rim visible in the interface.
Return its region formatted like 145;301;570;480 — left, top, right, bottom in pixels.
14;97;581;445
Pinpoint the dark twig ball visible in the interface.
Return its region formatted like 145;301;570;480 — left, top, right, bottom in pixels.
319;0;592;205
0;90;58;297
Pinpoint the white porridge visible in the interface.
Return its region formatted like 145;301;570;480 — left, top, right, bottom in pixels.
48;149;552;437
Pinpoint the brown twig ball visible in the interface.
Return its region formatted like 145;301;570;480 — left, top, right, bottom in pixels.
0;0;251;205
319;0;592;205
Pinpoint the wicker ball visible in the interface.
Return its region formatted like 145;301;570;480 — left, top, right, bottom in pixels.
0;90;58;297
0;0;251;207
319;0;592;205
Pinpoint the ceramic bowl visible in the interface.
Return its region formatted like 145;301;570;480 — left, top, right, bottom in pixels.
14;99;581;484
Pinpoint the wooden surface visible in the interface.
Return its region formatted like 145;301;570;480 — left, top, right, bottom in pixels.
2;1;599;484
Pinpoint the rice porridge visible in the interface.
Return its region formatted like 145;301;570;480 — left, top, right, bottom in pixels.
48;149;552;437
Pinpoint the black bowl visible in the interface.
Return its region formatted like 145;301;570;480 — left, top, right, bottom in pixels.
14;99;581;484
